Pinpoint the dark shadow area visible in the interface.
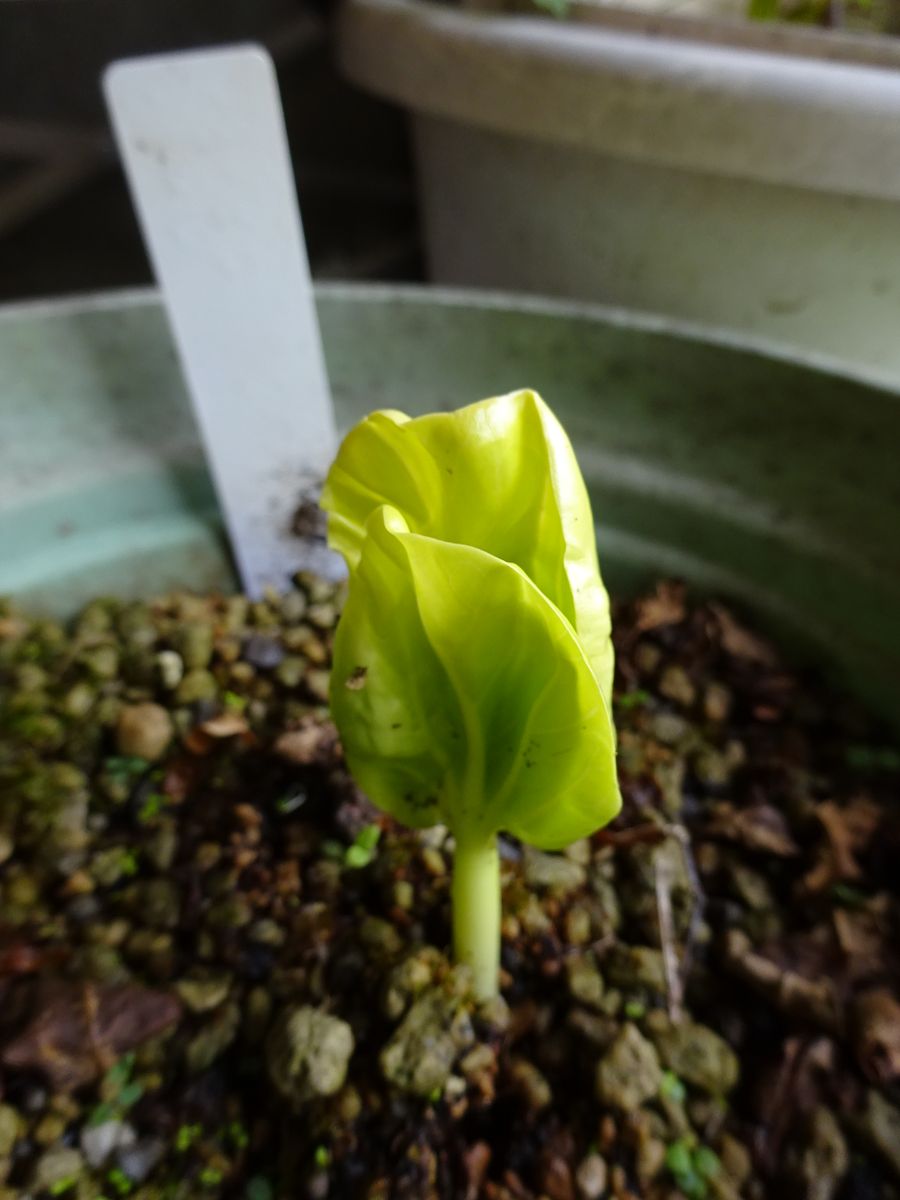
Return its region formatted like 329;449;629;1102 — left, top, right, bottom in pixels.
0;0;422;302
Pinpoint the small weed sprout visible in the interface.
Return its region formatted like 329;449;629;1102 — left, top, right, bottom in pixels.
88;1052;144;1127
322;391;620;999
665;1137;721;1198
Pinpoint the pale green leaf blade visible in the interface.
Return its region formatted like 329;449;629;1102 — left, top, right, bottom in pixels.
321;390;613;704
329;508;459;830
331;508;620;848
319;408;430;572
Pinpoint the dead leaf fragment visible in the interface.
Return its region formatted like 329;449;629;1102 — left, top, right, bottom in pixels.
634;581;686;632
804;796;881;894
199;711;250;738
754;1037;836;1172
723;929;841;1032
2;982;182;1091
464;1141;492;1200
709;602;778;666
161;756;200;803
274;716;339;766
182;711;253;756
851;988;900;1086
833;906;891;983
707;802;799;857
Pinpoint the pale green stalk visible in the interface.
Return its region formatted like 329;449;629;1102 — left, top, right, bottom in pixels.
451;830;501;1001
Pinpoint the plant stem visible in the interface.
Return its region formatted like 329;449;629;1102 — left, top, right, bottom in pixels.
452;831;500;1001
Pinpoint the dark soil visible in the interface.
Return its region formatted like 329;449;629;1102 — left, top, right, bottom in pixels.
1;577;899;1200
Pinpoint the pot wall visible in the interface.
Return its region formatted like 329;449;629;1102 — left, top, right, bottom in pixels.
340;0;900;388
2;285;900;722
414;114;900;387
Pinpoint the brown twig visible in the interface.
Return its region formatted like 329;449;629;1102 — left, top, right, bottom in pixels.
595;823;666;850
654;852;683;1022
598;820;706;1017
665;822;706;985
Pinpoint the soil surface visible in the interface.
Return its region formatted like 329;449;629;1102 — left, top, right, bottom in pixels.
1;577;900;1200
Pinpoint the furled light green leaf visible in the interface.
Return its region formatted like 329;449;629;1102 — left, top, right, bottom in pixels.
321;389;613;706
330;506;619;849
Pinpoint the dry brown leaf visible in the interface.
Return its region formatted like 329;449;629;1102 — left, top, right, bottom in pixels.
500;1170;532;1199
464;1142;492;1200
199;711;250;738
833;907;891;982
753;1036;836;1172
851;988;900;1086
707;802;800;857
804;796;882;894
2;981;181;1091
634;581;686;632
0;940;56;977
274;716;339;766
183;728;215;756
539;1154;575;1200
161;756;200;803
723;929;841;1031
709;602;778;666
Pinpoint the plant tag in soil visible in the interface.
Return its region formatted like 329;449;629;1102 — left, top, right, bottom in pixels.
104;45;341;596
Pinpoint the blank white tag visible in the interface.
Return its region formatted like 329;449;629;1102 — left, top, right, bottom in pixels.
104;45;340;596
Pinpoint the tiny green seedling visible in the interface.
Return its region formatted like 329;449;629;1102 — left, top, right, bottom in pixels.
659;1070;687;1104
138;793;166;824
225;1120;250;1151
88;1053;144;1127
106;1167;134;1197
175;1123;204;1153
48;1178;79;1197
665;1138;721;1199
344;824;381;869
322;391;620;999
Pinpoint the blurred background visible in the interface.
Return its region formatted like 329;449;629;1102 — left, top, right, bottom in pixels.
0;0;422;303
4;0;900;383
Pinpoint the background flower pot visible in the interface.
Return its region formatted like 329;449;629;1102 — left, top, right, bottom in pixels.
338;0;900;387
2;283;899;722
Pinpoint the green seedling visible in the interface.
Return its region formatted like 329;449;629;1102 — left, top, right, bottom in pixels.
48;1177;78;1196
322;390;620;999
344;824;381;869
665;1138;721;1199
137;793;166;824
88;1053;144;1127
106;1167;134;1197
225;1120;250;1150
175;1124;203;1152
118;848;139;878
659;1070;687;1104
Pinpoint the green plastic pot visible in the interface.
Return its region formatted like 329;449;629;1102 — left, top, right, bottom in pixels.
2;285;898;723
